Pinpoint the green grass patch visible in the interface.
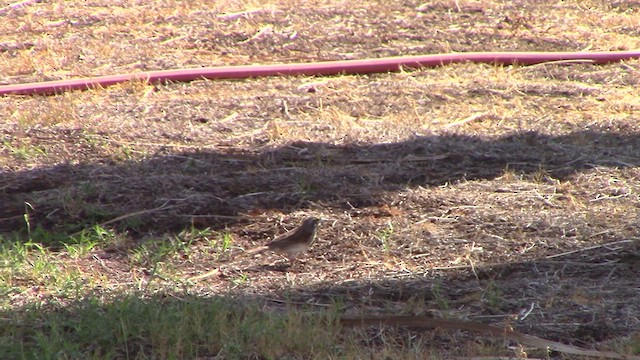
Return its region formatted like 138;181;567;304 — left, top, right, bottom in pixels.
0;295;342;359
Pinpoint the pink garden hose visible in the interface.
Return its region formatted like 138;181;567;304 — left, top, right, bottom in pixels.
1;51;639;96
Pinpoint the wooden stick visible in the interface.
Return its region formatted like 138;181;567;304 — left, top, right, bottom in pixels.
341;315;638;359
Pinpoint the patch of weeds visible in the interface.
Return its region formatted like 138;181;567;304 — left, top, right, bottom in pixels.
295;174;318;196
81;130;110;150
500;164;524;182
12;244;73;292
56;188;87;221
431;279;449;310
63;225;112;258
129;243;149;267
376;221;395;254
117;144;135;161
617;333;640;355
2;139;46;160
530;163;557;184
179;224;212;241
0;235;40;269
0;294;342;359
129;233;188;271
52;268;90;299
207;229;235;260
481;279;503;310
25;226;72;249
143;261;180;288
0;237;36;292
151;227;223;266
173;225;207;260
21;208;104;250
0;235;91;305
124;217;147;233
89;224;115;242
28;247;56;276
344;326;435;360
216;230;234;253
13;96;78;127
402;293;429;314
179;225;235;260
461;336;510;358
130;241;166;268
80;206;117;226
231;273;250;288
179;156;204;173
58;195;117;232
168;235;194;259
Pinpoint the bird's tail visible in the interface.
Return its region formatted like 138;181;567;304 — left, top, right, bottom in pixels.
245;245;269;254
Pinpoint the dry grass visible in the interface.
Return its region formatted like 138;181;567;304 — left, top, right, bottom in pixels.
1;0;640;358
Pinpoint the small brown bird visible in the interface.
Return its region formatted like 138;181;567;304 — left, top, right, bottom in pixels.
246;217;320;260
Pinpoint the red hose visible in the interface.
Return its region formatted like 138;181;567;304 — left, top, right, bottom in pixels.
1;51;639;96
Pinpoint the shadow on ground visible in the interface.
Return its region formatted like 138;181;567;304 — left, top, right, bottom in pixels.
2;127;640;356
2;128;639;237
2;243;639;358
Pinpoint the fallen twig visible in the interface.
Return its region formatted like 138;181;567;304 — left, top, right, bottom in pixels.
187;268;220;282
240;25;274;44
546;239;634;259
217;8;272;21
99;200;176;227
341;315;639;359
444;112;489;129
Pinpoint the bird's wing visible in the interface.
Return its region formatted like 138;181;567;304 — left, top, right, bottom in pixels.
269;226;304;245
245;245;270;254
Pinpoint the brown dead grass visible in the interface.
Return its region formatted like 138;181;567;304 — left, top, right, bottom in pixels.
1;0;640;357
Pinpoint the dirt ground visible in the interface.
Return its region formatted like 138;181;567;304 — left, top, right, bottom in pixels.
1;0;640;356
